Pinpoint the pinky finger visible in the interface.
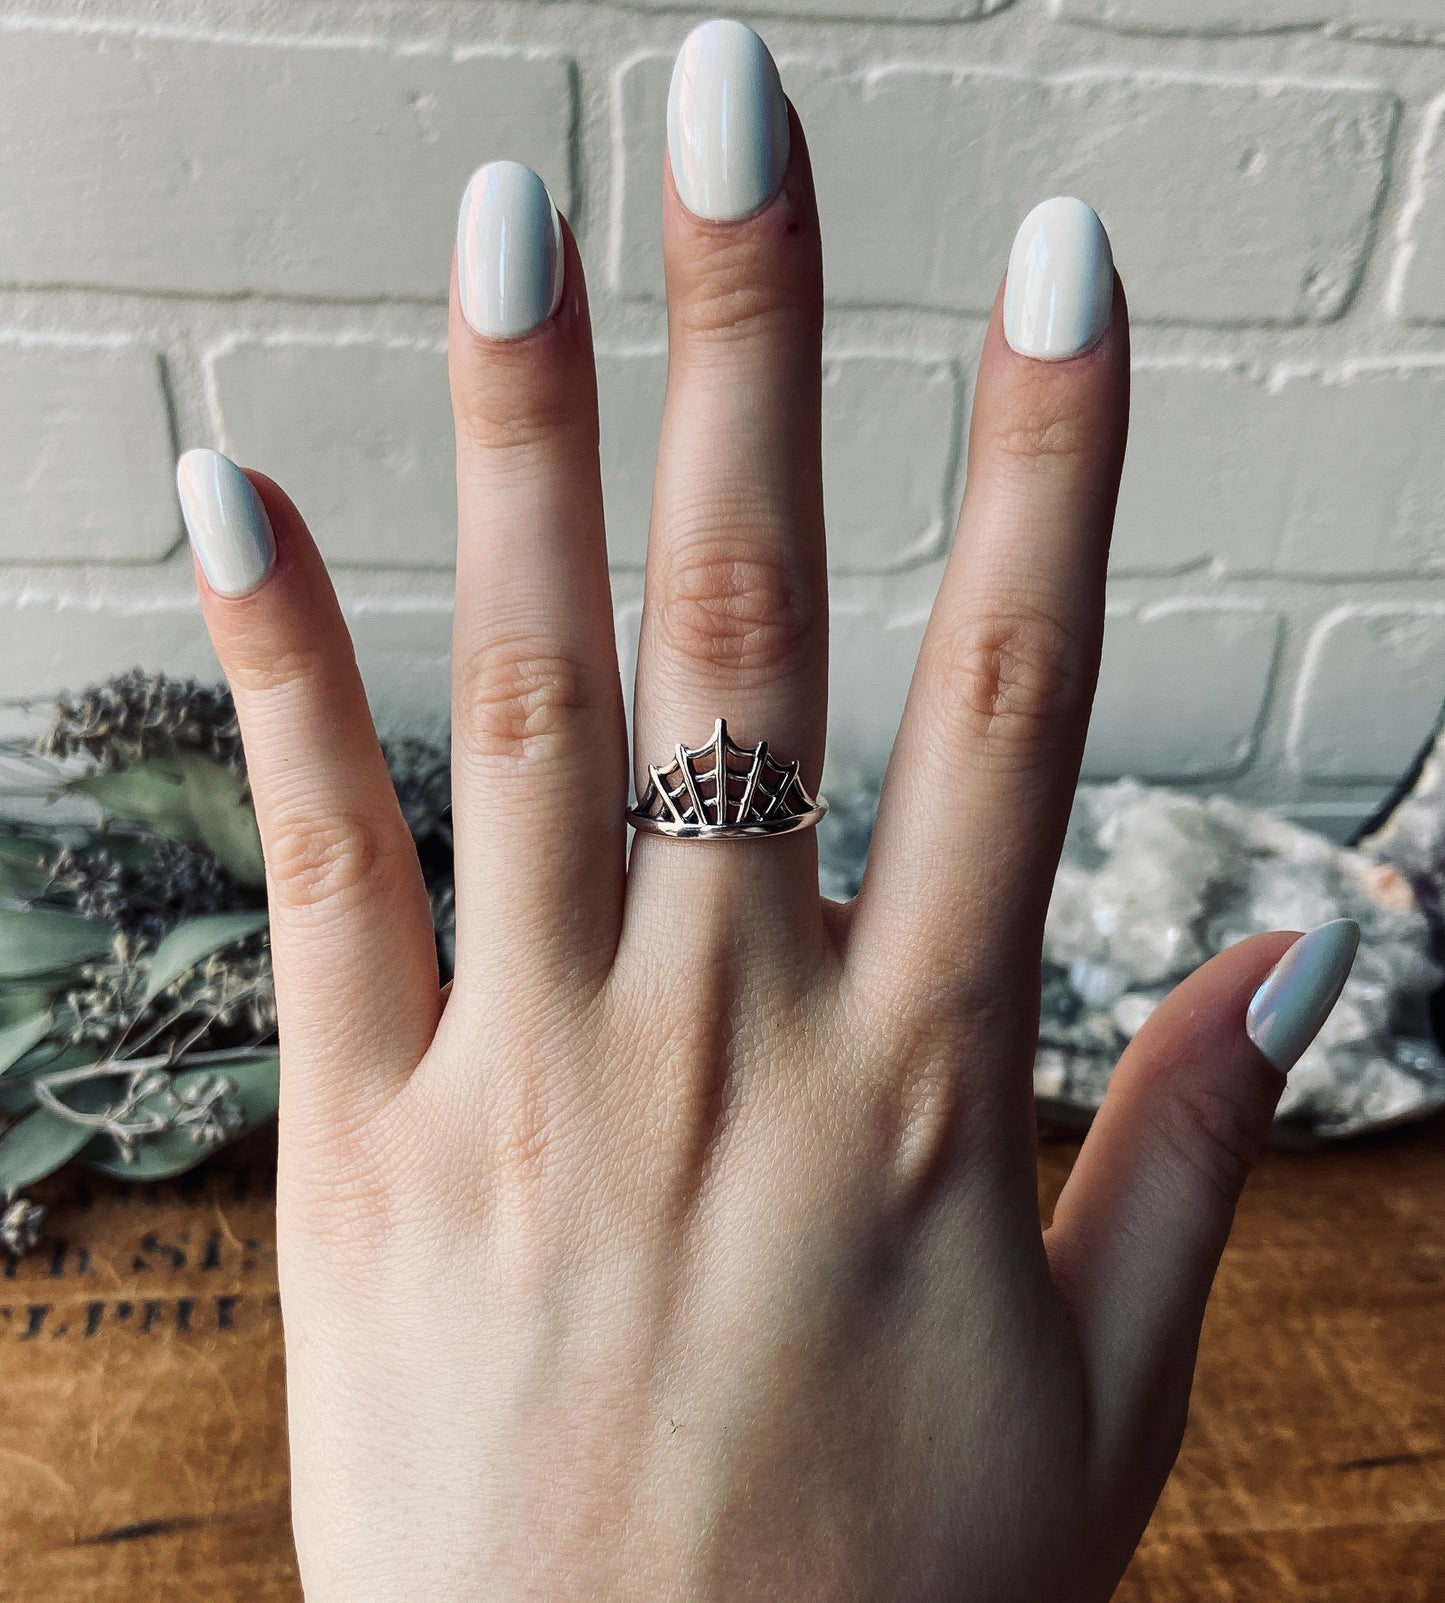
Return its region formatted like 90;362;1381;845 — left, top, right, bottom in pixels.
177;449;441;1126
1043;921;1359;1523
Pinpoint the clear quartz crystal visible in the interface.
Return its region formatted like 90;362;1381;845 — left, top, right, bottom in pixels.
817;774;1445;1141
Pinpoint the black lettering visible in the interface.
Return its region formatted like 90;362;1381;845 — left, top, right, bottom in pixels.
134;1231;186;1272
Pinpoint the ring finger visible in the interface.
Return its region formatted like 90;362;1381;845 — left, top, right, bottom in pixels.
628;20;828;935
853;198;1130;1070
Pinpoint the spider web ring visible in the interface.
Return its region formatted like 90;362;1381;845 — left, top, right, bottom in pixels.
626;718;828;839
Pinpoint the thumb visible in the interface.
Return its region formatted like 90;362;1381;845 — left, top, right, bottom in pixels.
1043;920;1360;1502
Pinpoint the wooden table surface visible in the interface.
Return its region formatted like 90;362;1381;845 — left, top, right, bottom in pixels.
3;1114;1443;1601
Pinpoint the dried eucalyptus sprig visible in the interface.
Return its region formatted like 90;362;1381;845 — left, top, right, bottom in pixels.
0;669;456;1253
41;835;231;942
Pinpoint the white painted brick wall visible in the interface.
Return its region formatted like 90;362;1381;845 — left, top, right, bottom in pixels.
617;55;1395;321
1084;603;1283;779
1114;363;1445;575
1290;606;1445;779
0;27;574;298
0;336;177;563
1053;0;1445;41
210;338;457;568
3;1;1444;841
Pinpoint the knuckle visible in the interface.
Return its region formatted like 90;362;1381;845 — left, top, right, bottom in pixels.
660;538;818;682
281;1109;455;1269
858;982;1014;1199
280;1134;398;1257
489;1072;556;1190
940;603;1091;760
1157;1080;1269;1211
225;639;329;699
454;633;594;770
265;808;392;920
873;1034;968;1208
677;280;794;347
674;244;804;346
989;384;1097;469
453;373;593;465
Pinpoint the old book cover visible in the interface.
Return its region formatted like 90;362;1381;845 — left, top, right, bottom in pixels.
1;1125;298;1600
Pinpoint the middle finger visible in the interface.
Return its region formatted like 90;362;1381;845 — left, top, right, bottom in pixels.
628;20;829;939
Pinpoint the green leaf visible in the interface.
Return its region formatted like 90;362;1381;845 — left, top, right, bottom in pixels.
175;753;264;885
0;1010;54;1075
0;985;55;1028
0;1046;94;1113
142;910;270;1003
78;1053;279;1181
0;1104;97;1196
88;832;159;872
72;759;195;840
0;832;55;899
72;753;264;887
0;907;115;980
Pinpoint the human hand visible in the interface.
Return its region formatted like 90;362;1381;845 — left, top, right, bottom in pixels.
175;19;1359;1600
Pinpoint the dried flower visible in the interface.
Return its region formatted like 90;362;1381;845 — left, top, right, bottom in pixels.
41;836;231;942
173;1075;248;1148
429;876;456;979
55;939;146;1047
34;668;245;770
188;940;276;1036
1;1197;45;1255
0;671;454;1249
136;836;232;927
384;738;452;840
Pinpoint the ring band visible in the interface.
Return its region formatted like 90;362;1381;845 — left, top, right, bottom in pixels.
627;718;827;840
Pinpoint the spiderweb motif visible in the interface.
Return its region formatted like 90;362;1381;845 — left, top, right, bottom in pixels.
633;718;818;828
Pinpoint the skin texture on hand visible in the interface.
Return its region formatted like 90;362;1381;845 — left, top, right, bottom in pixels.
172;19;1359;1602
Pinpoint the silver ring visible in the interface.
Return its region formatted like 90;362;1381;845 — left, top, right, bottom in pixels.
627;718;827;840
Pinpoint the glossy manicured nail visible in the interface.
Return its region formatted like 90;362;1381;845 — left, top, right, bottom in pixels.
456;159;564;339
1246;918;1361;1072
667;17;790;222
176;448;275;598
1003;196;1114;360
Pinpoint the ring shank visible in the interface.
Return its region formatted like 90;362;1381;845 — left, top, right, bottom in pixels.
626;799;828;839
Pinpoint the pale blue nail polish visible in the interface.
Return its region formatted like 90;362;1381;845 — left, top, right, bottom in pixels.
456;160;564;339
1246;918;1360;1072
666;18;789;222
176;448;275;597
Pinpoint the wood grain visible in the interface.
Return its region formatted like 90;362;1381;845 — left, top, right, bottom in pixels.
4;1116;1443;1600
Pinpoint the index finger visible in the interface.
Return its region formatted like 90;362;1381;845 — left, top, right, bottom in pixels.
177;452;442;1125
849;198;1129;1024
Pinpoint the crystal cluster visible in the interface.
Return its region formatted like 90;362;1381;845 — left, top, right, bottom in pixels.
816;768;1445;1142
1038;781;1444;1140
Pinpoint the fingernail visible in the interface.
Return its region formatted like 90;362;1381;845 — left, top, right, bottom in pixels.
176;448;276;598
667;18;790;222
1246;918;1361;1073
1003;196;1115;361
456;159;565;339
